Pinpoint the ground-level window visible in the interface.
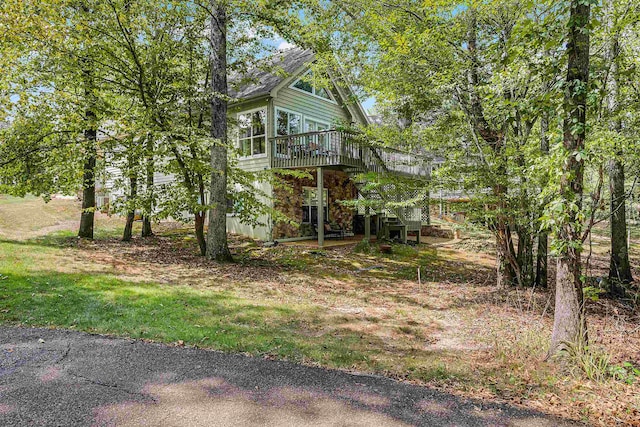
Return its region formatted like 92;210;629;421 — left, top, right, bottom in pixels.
302;187;328;224
238;109;267;156
277;109;302;136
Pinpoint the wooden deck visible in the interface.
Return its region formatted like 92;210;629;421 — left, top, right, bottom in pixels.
270;130;430;178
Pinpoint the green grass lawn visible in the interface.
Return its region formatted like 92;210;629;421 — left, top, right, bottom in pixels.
0;235;469;380
0;238;376;368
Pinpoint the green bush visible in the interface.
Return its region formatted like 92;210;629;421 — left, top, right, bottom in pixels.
353;238;373;254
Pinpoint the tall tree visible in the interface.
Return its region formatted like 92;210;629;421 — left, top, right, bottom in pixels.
549;0;592;356
608;151;632;287
206;0;233;262
0;0;105;235
305;0;564;288
141;135;154;238
605;16;633;287
78;9;98;240
535;112;550;289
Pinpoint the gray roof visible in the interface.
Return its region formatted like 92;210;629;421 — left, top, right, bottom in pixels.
229;48;314;101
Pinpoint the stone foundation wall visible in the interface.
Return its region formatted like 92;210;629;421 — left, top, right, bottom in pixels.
273;169;357;240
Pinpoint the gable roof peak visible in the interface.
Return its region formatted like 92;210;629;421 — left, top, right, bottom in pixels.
229;47;315;101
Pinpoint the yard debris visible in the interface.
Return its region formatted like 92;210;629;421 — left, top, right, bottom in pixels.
356;265;385;272
379;244;392;254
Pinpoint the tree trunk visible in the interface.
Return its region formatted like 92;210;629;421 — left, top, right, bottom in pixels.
78;133;96;239
464;11;514;288
609;158;632;287
535;113;550;288
535;234;548;288
195;210;207;256
495;188;515;288
550;0;591;357
605;32;633;287
142;216;152;237
496;229;511;287
195;172;207;256
141;139;154;237
123;176;137;242
517;225;534;287
206;0;233;262
78;52;97;239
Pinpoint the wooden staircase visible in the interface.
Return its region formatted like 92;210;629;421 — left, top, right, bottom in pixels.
269;129;428;242
345;146;425;243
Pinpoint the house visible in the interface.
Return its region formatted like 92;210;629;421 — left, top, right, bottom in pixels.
227;47;430;245
100;47;431;246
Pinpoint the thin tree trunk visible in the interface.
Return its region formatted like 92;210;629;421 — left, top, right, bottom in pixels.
495;216;515;288
609;158;632;287
550;0;591;357
141;217;152;236
536;113;550;288
141;137;154;237
123;175;137;242
464;11;514;288
195;169;207;256
536;234;548;288
606;34;633;287
78;50;97;239
171;144;207;256
195;210;207;256
517;225;534;287
206;0;232;262
78;131;97;239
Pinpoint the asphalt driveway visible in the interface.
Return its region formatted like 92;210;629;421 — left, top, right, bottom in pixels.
0;326;581;426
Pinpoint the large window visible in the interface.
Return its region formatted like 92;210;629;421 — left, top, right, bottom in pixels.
305;119;330;151
238;109;266;156
291;71;334;102
302;187;328;224
305;119;329;132
276;109;302;136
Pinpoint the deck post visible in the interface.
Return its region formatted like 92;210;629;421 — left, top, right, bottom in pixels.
317;167;324;248
364;206;371;242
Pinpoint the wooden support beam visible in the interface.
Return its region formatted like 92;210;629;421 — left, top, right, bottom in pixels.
317;167;324;248
364;206;371;242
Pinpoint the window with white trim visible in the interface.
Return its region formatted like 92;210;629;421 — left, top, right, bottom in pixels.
305;119;330;151
291;71;335;102
305;119;329;132
238;109;266;156
302;187;328;224
276;109;302;136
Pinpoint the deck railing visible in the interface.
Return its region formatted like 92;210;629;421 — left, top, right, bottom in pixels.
370;148;430;177
270;129;430;178
271;130;363;169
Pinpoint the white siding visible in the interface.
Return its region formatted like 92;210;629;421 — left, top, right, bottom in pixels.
226;179;272;240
